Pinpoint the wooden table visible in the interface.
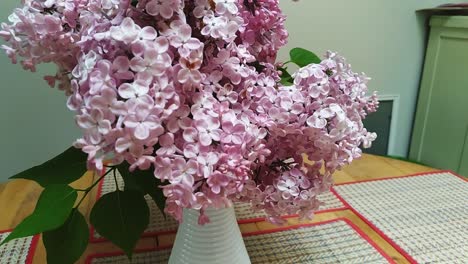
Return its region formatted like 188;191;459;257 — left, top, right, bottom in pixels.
0;154;438;263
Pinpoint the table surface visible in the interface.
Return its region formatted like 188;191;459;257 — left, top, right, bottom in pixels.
0;154;438;264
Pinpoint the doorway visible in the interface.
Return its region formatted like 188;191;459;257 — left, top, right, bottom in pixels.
363;100;393;156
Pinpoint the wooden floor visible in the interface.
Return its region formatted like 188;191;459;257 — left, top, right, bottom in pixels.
0;154;438;263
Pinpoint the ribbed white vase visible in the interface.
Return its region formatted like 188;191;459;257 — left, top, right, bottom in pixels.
168;206;251;264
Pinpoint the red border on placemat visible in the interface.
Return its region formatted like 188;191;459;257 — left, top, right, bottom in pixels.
331;170;466;264
0;229;40;264
243;218;395;264
85;218;395;264
89;182;348;243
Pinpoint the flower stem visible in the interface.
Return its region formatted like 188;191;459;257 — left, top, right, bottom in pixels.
75;168;115;208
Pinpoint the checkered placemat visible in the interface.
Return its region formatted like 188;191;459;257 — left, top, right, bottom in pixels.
90;170;346;242
0;230;39;264
332;171;468;264
86;219;393;264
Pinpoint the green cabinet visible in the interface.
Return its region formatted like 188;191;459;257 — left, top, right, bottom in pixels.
410;16;468;175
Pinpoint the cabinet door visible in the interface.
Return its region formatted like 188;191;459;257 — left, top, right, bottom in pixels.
410;17;468;173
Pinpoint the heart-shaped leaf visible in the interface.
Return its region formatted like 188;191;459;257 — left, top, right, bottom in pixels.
43;209;89;264
0;185;77;246
10;147;88;187
90;190;149;258
290;47;321;67
117;163;166;214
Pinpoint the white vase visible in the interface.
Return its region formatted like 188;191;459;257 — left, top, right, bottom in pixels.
168;206;251;264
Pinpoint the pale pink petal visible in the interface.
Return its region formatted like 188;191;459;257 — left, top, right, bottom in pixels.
166;119;179;133
231;135;243;145
134;124;150;140
191;70;203;83
179;25;192;40
110;27;124;41
133;83;149;96
186;160;198;174
130;57;146;72
183;128;198;143
154;37;169;53
113;56;130;72
118;83;136;99
170;36;183;48
215;4;226;14
140;26;157;40
160;5;174;19
88;129;102;145
115;137;132;153
306;116;327;129
159;133;174;147
199;132;212;146
210;129;221;141
145;117;161;130
76;116;95;129
98;120;111;134
227;4;238;14
178;117;192;129
185;38;201;49
124;117;139;128
221;134;232;144
177;69;190;83
146;1;161;16
181;174;195;187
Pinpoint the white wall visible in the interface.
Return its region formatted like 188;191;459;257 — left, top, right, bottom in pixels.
279;0;463;157
0;1;461;182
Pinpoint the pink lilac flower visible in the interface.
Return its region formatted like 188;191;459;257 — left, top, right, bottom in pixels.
214;0;238;15
1;0;378;225
76;109;112;144
124;105;163;140
194;118;222;146
171;157;198;187
146;0;180;19
207;172;230;194
169;24;202;57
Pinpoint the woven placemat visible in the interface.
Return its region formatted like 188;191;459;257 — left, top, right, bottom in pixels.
90;170;346;242
332;171;468;264
86;218;393;264
0;230;39;264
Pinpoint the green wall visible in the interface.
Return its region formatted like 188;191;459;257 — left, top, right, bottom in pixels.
0;1;464;182
278;0;465;157
0;1;80;182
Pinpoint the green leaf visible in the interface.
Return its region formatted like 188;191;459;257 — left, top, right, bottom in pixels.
289;47;321;67
278;67;294;86
0;185;77;246
90;190;149;258
117;163;166;215
10;147;88;187
43;209;89;264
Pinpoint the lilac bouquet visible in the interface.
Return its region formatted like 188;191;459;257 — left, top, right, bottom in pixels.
0;0;377;262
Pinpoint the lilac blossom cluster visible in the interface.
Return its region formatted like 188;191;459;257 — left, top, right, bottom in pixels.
1;0;377;224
